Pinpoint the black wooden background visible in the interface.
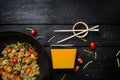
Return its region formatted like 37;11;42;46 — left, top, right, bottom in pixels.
0;0;120;80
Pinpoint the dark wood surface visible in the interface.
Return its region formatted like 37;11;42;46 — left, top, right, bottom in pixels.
0;0;120;80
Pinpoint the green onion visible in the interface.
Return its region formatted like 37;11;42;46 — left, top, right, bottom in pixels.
81;38;87;42
48;36;55;43
0;58;4;60
28;44;34;50
61;73;67;80
26;28;33;30
94;52;97;59
117;58;120;67
83;60;93;70
19;43;25;48
83;49;93;54
116;50;120;57
16;60;21;70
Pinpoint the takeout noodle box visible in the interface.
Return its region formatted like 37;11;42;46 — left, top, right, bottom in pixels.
51;48;77;69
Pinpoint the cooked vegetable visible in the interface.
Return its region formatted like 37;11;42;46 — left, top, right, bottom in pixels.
25;58;31;65
5;66;12;73
77;57;83;64
14;76;21;80
25;67;32;74
0;42;40;80
0;58;4;60
83;60;93;70
116;50;120;57
61;73;67;80
12;58;18;65
48;36;55;43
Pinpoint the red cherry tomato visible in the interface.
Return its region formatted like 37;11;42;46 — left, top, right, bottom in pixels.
77;57;83;64
30;29;37;36
74;65;80;72
90;41;96;50
12;58;18;65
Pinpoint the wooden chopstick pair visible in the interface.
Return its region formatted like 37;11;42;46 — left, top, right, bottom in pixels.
56;25;99;43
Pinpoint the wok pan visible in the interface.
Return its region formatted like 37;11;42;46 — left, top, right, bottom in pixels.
0;31;49;80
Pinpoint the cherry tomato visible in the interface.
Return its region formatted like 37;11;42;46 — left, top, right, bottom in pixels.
74;65;80;72
77;57;83;64
90;41;96;50
30;29;37;36
12;58;18;65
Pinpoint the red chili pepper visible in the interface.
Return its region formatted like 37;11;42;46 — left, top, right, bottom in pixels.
74;65;80;72
77;57;83;64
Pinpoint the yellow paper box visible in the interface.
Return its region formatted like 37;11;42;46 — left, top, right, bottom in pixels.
51;48;77;69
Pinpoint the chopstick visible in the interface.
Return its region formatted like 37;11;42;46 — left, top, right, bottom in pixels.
54;29;99;32
50;44;74;47
57;25;99;43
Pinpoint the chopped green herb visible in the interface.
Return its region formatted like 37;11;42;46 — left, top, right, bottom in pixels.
19;43;25;48
28;44;34;50
81;38;87;42
117;58;120;67
0;58;4;60
16;60;21;70
116;50;120;57
48;36;55;43
83;60;93;70
94;52;97;59
61;73;67;80
26;28;33;30
83;49;93;54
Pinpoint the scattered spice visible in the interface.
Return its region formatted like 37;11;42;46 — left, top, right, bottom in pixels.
83;60;93;70
83;49;93;54
61;73;67;80
48;36;55;43
117;58;120;67
116;50;120;57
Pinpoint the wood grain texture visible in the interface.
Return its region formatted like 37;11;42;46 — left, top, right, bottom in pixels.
0;25;120;46
0;0;120;24
45;46;120;80
0;0;120;79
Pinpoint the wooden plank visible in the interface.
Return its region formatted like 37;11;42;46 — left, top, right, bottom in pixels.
45;46;120;80
0;0;120;24
44;47;120;69
0;24;120;46
49;69;120;80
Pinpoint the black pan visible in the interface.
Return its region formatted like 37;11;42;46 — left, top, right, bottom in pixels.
0;31;49;80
